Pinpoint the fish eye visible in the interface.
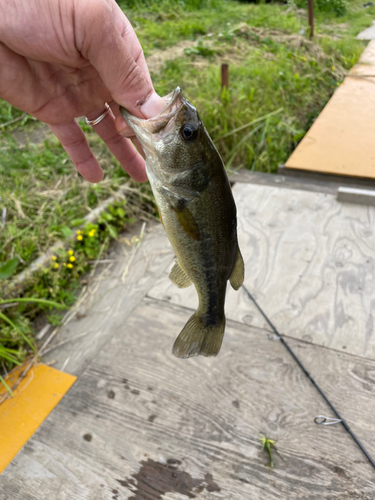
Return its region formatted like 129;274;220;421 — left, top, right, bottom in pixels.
180;123;199;142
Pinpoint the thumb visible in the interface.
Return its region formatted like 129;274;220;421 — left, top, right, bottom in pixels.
75;0;165;119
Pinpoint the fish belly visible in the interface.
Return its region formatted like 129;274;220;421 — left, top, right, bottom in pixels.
152;178;239;358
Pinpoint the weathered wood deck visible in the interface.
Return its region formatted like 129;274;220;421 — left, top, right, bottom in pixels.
1;173;374;499
151;181;375;359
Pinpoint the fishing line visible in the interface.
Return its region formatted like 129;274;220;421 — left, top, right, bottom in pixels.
241;284;375;469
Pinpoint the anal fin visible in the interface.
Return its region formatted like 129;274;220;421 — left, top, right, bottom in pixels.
230;247;245;290
169;260;192;289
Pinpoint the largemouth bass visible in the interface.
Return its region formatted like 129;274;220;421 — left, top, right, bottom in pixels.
120;87;244;358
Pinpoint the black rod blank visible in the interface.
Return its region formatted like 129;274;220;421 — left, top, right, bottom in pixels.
242;284;375;469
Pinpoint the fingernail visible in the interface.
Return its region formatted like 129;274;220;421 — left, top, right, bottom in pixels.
140;92;165;118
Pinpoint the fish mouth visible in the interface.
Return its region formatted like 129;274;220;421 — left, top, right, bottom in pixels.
120;87;185;154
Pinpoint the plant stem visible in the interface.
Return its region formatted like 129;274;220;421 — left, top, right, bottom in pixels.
0;311;37;354
0;374;14;397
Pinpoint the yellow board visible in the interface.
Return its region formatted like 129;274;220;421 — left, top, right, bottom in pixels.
0;363;76;473
285;41;375;179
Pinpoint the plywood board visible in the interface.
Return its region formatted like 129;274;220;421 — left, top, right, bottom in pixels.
0;364;76;473
148;183;375;359
285;41;375;179
1;298;374;499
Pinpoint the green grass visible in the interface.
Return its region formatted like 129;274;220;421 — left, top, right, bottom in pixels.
0;131;156;270
0;130;156;375
148;15;366;171
0;101;23;126
122;0;375;52
124;0;372;171
127;1;301;54
1;0;374;377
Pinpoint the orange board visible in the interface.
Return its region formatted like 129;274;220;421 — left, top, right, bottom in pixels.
0;363;76;473
285;41;375;179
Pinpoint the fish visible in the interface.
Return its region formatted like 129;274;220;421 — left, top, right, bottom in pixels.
120;87;244;358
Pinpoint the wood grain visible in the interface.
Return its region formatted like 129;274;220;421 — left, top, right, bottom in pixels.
1;298;374;499
149;183;375;360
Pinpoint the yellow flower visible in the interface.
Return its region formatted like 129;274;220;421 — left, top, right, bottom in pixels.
51;256;57;261
69;256;76;262
54;263;59;269
337;82;340;86
67;263;73;269
76;230;83;235
332;66;335;71
77;235;83;241
88;229;96;237
68;250;74;255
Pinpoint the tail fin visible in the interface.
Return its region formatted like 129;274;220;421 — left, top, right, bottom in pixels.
172;312;225;358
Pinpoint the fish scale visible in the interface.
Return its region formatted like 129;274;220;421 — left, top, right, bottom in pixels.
121;87;244;358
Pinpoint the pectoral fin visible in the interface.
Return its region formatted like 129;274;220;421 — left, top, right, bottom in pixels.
230;247;245;290
172;201;200;241
169;260;192;288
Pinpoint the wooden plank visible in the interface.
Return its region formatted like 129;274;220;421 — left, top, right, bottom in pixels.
285;41;375;179
148;183;375;360
230;169;339;194
337;186;375;206
278;165;375;190
42;221;174;377
0;364;76;473
1;298;374;499
231;168;375;194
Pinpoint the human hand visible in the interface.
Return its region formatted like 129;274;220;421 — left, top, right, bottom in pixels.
0;0;165;182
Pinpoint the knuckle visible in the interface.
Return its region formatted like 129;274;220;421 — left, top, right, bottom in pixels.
120;62;148;93
66;134;87;149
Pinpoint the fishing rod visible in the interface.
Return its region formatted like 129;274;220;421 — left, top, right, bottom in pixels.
241;284;375;470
